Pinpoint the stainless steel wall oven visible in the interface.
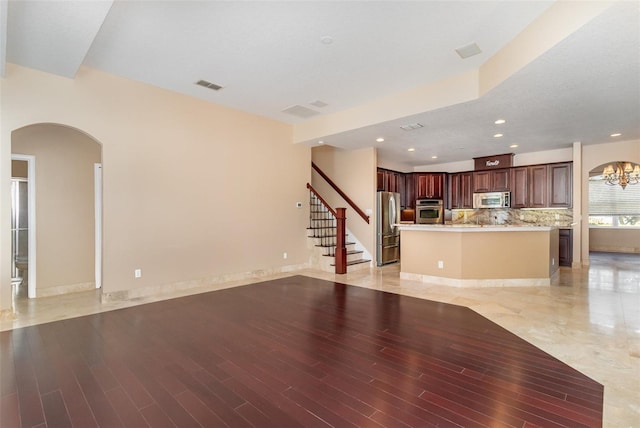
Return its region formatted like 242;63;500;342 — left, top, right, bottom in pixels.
415;199;443;224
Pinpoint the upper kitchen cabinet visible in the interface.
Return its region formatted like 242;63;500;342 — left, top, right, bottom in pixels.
415;173;445;199
472;169;510;192
548;163;572;208
376;170;384;191
529;165;548;208
377;168;403;193
510;167;529;208
448;172;473;209
404;175;415;209
377;168;414;208
510;162;572;208
511;165;547;208
376;168;384;192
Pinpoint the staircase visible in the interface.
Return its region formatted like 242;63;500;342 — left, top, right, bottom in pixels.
307;193;371;273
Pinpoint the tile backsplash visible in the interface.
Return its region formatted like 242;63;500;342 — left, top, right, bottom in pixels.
449;208;573;227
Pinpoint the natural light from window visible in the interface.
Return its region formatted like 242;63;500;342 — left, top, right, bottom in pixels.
589;175;640;228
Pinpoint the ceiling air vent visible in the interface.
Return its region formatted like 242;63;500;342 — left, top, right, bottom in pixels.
400;123;424;131
282;105;320;118
455;43;482;59
195;80;223;91
310;100;328;108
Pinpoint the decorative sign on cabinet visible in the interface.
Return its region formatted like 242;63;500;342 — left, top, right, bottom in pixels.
473;153;514;171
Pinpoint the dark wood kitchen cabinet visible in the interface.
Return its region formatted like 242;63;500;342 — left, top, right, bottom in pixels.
510;167;529;208
377;169;403;194
376;170;384;191
404;174;415;209
559;228;573;267
386;171;403;194
415;173;445;199
510;164;547;208
473;169;510;192
510;162;572;208
448;172;473;209
548;162;572;208
529;165;548;208
377;168;415;209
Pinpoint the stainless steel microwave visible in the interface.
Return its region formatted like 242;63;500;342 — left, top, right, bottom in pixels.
473;192;510;209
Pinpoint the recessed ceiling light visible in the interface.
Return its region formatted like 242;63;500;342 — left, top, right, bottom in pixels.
320;36;334;45
510;144;518;148
431;156;438;159
494;119;506;125
610;133;622;137
408;148;415;152
376;137;385;143
318;140;324;144
494;133;503;138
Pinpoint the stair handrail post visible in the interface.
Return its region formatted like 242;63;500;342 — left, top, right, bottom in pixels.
335;207;347;274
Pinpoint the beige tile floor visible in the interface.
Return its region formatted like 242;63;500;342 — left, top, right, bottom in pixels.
2;252;639;427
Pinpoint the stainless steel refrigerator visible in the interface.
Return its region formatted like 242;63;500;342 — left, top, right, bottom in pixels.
376;191;400;266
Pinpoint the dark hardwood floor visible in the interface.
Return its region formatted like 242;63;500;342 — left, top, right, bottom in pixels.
0;275;603;427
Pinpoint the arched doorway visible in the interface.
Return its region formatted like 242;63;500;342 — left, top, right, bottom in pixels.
10;123;103;300
587;161;640;254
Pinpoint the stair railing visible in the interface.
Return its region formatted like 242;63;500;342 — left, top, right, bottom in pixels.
307;183;347;274
312;162;370;224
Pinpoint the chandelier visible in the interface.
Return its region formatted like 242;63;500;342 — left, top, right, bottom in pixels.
602;161;640;189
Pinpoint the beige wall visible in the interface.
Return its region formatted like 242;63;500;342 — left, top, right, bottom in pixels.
1;64;310;310
582;139;640;264
589;229;640;254
12;124;101;292
311;145;376;258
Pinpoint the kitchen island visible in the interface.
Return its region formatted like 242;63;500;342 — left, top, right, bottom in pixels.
397;224;559;287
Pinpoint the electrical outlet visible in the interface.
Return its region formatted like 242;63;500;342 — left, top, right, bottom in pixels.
437;260;444;269
296;202;302;208
555;214;560;220
283;252;288;259
134;269;142;278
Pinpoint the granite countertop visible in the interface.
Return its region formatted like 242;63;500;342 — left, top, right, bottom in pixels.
396;224;557;232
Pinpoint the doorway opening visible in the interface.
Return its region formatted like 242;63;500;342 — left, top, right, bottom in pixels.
10;123;103;301
10;155;36;299
587;162;640;256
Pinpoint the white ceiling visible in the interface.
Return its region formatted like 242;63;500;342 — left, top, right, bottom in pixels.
4;1;639;169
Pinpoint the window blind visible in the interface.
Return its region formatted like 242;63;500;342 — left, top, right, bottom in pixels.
588;177;640;215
